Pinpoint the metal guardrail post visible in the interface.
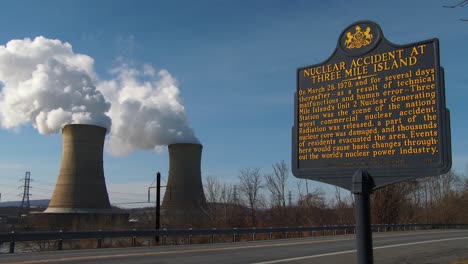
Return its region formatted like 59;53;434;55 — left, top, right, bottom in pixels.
211;228;216;243
9;241;15;253
188;228;192;244
9;231;15;254
58;239;63;250
97;229;103;248
162;229;167;245
57;230;63;250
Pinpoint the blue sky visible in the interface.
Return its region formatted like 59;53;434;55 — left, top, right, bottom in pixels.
0;0;466;206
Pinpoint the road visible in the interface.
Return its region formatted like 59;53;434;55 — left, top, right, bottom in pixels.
1;230;467;264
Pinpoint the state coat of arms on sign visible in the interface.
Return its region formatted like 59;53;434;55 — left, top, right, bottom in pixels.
344;26;373;49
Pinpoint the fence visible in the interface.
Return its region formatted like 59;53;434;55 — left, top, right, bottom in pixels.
1;223;467;253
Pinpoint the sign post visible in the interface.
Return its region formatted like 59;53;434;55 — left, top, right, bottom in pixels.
292;21;451;264
352;169;375;264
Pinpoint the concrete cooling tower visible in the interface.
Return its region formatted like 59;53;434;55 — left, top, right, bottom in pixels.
161;143;208;228
44;124;112;213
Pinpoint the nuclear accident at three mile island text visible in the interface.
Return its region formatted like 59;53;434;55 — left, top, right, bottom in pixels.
297;43;442;167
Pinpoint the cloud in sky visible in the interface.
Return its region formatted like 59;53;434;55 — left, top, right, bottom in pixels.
0;36;198;156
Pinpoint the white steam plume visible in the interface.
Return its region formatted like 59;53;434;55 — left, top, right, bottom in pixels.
0;36;198;156
98;65;199;156
0;37;111;134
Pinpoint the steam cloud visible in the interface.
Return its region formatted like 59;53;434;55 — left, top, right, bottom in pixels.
0;36;198;155
0;37;111;134
98;65;199;156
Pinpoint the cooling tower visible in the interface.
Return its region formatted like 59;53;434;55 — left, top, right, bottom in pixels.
44;124;112;213
161;143;208;228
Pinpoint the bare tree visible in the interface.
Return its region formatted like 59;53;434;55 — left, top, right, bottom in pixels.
219;183;235;227
422;170;462;223
264;160;289;208
418;170;460;206
204;175;222;226
298;188;325;208
296;187;327;225
204;175;222;204
238;168;263;227
461;177;468;221
220;184;234;205
334;186;344;208
296;179;307;198
372;182;414;224
331;186;355;224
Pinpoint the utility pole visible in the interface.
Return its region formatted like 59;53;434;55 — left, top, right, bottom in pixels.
148;172;162;243
156;172;161;232
18;172;31;218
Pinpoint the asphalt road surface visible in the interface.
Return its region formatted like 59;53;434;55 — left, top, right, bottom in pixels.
1;230;467;264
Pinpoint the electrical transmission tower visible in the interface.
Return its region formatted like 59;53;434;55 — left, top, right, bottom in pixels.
18;171;31;217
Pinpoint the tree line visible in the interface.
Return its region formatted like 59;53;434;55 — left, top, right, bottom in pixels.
203;161;468;228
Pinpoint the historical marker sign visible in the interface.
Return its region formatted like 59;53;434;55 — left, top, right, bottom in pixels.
292;21;451;190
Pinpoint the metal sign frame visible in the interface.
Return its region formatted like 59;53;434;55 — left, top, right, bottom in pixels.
292;21;451;191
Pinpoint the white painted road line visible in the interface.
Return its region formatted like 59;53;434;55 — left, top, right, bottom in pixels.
253;236;468;264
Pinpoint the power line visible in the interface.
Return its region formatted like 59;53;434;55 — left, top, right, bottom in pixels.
29;193;51;199
33;179;56;187
112;201;152;205
149;178;156;188
0;183;21;189
0;190;20;199
109;191;147;196
31;186;54;192
160;176;168;185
